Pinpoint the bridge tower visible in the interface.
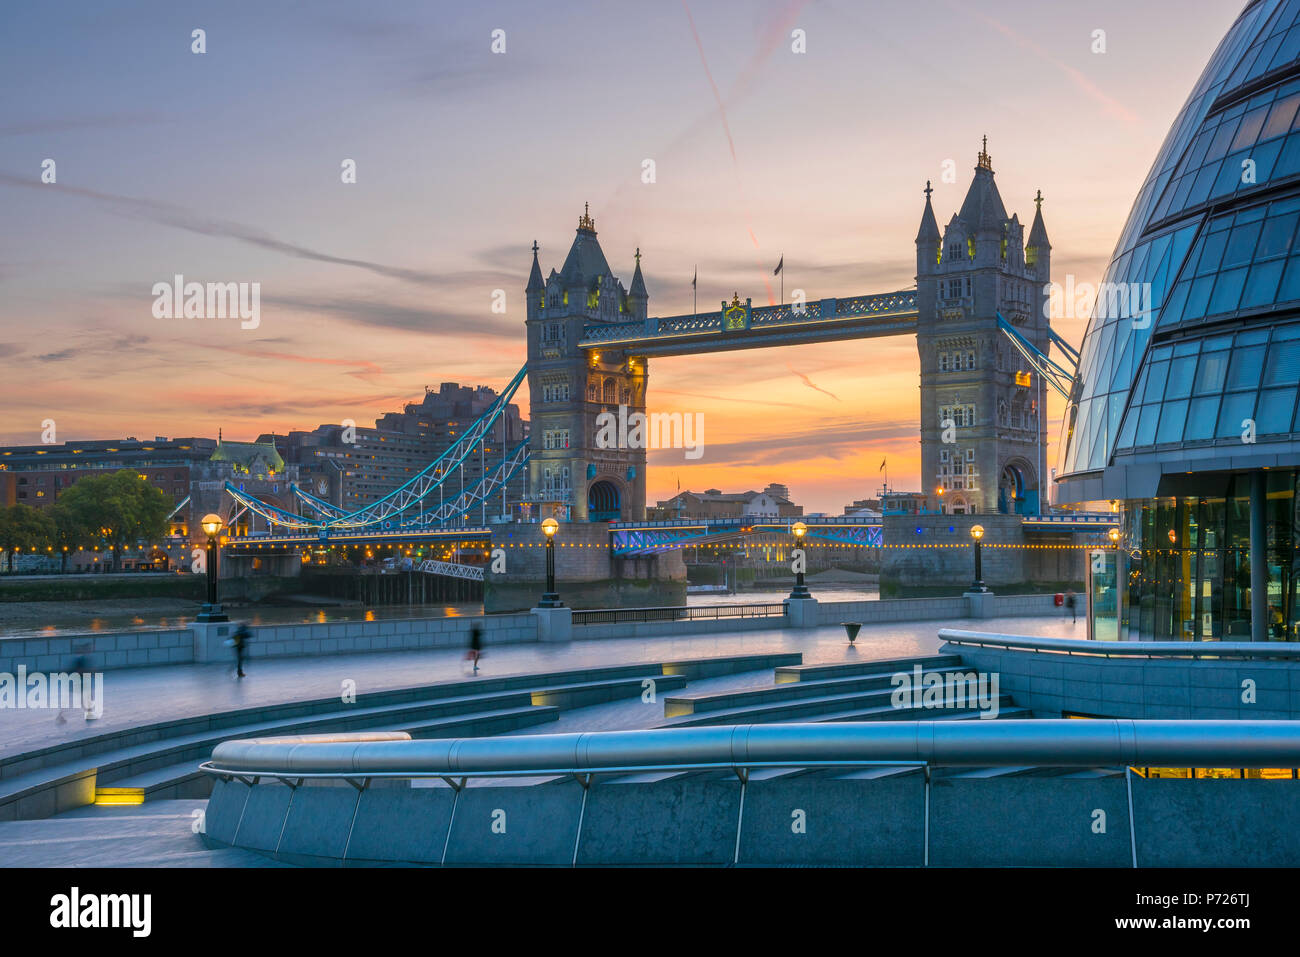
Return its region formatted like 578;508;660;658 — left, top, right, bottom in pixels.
915;138;1051;515
524;206;648;522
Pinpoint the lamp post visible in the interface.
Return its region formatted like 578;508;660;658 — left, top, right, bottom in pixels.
788;521;811;599
539;517;562;607
969;524;987;593
196;513;228;622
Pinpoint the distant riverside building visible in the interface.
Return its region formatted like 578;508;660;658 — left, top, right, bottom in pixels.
1057;0;1300;641
916;139;1052;516
268;382;527;516
649;484;802;520
0;436;214;515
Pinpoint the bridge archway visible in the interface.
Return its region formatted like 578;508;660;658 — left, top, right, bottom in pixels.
587;480;622;522
998;459;1038;515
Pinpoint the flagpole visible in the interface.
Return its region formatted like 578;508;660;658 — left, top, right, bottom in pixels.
693;265;697;316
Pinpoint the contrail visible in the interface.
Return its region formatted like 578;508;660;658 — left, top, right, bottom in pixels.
0;173;446;287
679;0;778;304
788;363;841;401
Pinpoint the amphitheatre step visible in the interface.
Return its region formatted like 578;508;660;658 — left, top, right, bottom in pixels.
774;654;964;684
0;652;796;783
816;696;1029;722
663;664;975;717
106;705;564;802
663;684;1006;727
0;661;734;821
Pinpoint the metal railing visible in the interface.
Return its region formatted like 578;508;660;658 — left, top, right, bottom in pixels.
940;629;1300;659
571;603;786;625
201;720;1300;781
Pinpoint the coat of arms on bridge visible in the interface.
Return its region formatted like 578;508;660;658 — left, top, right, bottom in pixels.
723;292;751;332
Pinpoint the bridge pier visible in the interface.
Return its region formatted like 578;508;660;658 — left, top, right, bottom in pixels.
486;522;685;613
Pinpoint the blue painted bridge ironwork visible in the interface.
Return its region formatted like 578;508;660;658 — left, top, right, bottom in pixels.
609;517;883;555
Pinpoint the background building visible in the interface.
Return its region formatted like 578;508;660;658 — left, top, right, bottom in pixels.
0;436;214;513
1056;0;1300;641
649;483;802;520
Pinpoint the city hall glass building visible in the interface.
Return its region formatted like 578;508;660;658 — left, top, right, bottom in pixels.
1058;0;1300;641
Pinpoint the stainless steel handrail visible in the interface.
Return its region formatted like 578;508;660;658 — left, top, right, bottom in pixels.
200;720;1300;779
939;629;1300;659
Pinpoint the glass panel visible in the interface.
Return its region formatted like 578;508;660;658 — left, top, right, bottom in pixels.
1280;256;1300;300
1223;221;1264;266
1263;92;1300;138
1265;337;1300;384
1256;387;1297;433
1194;350;1230;394
1157;400;1190;443
1257;211;1299;258
1242;260;1286;307
1217;391;1258;438
1232;106;1270;150
1136;404;1160;446
1166;355;1198;399
1227;345;1268;389
1208;267;1249;313
1144;361;1170;402
1185;396;1221;440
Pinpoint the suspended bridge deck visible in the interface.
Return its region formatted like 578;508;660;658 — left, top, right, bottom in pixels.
578;290;918;357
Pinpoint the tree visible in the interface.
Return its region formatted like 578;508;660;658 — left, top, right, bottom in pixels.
0;504;56;573
49;499;95;574
52;471;172;571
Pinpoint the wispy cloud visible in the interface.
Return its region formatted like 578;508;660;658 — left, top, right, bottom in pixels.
0;174;450;287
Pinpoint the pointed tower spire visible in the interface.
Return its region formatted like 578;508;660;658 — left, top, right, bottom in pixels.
1026;189;1051;273
627;247;648;320
916;180;941;244
526;239;544;293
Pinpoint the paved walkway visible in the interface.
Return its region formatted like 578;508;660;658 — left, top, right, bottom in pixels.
0;615;1081;760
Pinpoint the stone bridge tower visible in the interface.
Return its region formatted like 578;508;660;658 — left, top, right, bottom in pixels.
524;206;648;522
915;139;1051;515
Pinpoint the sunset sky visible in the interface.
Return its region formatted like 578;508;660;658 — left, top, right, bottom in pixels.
0;0;1244;513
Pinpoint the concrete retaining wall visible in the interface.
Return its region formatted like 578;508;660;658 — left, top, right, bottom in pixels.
204;771;1300;866
944;641;1300;719
0;593;1066;674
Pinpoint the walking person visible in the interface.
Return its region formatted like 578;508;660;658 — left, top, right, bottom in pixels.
231;623;251;678
56;644;94;725
1065;589;1078;625
465;624;484;675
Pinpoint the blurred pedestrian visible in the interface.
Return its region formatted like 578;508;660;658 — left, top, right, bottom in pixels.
1065;589;1077;625
231;623;251;678
466;624;484;675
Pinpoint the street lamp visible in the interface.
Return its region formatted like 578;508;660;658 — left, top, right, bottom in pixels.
1108;526;1121;547
788;521;811;599
539;517;562;607
196;513;228;622
969;524;988;593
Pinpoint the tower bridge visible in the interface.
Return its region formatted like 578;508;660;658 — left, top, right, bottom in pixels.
529;139;1055;524
224;140;1072;575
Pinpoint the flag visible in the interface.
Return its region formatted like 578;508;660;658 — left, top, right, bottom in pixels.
691;267;697;289
879;458;886;472
773;255;783;276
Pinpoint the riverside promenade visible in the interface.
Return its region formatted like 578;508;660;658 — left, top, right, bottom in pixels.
0;613;1079;762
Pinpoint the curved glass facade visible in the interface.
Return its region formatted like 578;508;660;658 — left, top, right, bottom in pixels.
1059;0;1300;482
